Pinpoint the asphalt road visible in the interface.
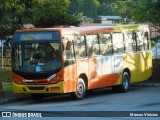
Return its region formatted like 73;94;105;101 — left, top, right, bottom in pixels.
0;87;160;120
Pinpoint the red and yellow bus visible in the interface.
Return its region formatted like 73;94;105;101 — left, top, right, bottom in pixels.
12;24;152;100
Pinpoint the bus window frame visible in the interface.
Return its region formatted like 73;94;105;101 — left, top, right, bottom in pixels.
75;35;87;59
85;34;100;57
143;31;150;51
112;32;125;55
99;33;113;56
124;32;139;54
131;31;137;53
136;31;144;52
63;36;76;67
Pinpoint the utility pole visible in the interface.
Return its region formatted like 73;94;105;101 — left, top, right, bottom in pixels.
1;40;6;69
0;40;5;98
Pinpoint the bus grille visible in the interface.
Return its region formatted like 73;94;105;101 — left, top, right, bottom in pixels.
28;86;45;90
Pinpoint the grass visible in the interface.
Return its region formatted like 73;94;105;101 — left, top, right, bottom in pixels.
1;83;13;98
0;69;12;82
2;83;13;94
0;69;13;97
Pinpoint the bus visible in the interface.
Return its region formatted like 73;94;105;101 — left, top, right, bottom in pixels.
12;24;152;100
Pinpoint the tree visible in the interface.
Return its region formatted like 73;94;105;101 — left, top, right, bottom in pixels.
0;0;81;40
31;0;81;26
68;0;119;18
112;0;160;30
31;0;80;27
68;0;80;14
98;2;115;15
0;0;43;39
77;0;100;18
134;0;160;29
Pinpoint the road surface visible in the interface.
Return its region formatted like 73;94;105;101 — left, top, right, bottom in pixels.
0;87;160;120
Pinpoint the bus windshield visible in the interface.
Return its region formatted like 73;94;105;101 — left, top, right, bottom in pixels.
12;32;62;74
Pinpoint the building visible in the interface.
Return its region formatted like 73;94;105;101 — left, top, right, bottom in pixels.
96;16;122;25
81;16;94;23
0;48;12;70
0;39;12;70
149;26;160;38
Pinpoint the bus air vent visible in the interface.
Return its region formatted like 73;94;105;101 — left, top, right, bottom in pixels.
28;86;45;90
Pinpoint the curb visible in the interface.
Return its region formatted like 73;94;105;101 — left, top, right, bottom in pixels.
131;83;160;87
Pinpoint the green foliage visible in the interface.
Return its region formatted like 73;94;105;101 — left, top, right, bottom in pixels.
0;0;81;39
151;36;160;44
32;0;80;27
76;0;100;18
68;0;80;14
68;0;118;18
3;83;13;94
112;0;160;29
0;69;11;82
98;2;116;15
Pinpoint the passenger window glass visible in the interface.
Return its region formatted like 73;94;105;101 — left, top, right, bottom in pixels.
63;36;75;66
86;35;98;45
100;33;112;55
112;33;124;54
137;32;144;51
86;35;99;57
75;36;87;58
143;32;149;50
124;33;132;52
132;32;137;52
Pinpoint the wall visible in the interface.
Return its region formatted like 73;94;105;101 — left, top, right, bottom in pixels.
0;49;12;70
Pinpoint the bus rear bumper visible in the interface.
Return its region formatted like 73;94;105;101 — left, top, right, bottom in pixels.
12;81;64;94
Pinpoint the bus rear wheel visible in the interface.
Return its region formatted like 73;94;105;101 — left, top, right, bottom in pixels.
30;94;45;101
72;78;86;100
112;72;130;93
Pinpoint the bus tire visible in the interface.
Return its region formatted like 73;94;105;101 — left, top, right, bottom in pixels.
72;78;86;100
112;72;130;93
30;94;45;101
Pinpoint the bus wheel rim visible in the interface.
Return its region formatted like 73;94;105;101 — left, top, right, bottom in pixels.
123;74;129;90
77;82;84;96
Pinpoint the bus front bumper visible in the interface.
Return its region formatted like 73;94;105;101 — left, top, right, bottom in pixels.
12;81;64;94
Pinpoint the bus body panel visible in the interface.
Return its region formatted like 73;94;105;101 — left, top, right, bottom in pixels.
12;24;152;96
76;58;89;79
63;64;77;93
12;81;64;94
124;51;152;83
125;52;141;82
87;55;122;89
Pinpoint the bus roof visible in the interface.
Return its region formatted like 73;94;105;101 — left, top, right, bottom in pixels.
15;24;149;36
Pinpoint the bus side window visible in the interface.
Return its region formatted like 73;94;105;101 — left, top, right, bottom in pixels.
86;34;99;57
132;32;137;52
112;33;124;54
100;33;112;55
136;32;144;51
75;35;87;58
143;32;149;50
125;33;133;52
63;39;75;66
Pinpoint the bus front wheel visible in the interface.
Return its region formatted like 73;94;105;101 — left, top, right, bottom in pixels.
112;72;130;93
72;78;86;100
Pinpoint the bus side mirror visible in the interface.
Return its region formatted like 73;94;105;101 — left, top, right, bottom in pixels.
66;41;71;50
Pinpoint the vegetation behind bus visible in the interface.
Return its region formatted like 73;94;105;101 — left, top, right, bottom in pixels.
111;0;160;30
1;0;159;40
0;0;80;40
